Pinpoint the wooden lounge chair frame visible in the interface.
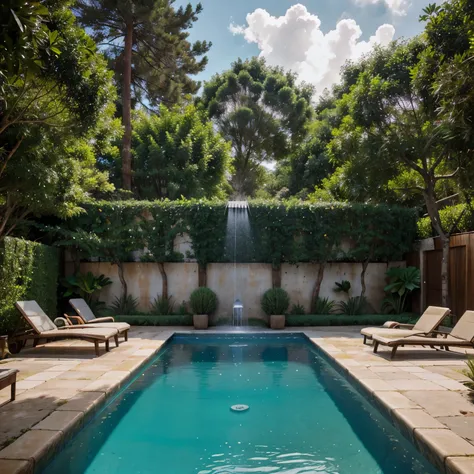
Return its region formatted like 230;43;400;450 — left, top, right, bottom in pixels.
67;298;129;341
372;310;474;359
361;306;450;345
14;301;119;357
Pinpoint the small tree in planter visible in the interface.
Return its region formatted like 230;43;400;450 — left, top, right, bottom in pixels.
261;288;290;329
190;287;217;329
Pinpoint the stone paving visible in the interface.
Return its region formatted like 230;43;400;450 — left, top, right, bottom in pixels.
0;326;473;473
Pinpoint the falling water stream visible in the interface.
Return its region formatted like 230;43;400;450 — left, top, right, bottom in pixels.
226;201;252;326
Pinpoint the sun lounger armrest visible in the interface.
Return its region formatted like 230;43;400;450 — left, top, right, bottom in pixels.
382;322;414;329
88;317;115;323
64;314;86;325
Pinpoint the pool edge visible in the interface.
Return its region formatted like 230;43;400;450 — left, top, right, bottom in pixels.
0;329;471;474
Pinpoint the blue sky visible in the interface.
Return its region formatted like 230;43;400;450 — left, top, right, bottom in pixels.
179;0;433;94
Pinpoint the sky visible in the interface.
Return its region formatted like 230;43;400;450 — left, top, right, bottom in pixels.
178;0;433;96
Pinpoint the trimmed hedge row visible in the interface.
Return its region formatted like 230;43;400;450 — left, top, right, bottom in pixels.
0;237;59;335
115;315;193;326
53;199;417;265
285;313;418;327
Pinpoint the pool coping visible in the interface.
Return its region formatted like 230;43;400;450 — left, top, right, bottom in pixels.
0;329;472;474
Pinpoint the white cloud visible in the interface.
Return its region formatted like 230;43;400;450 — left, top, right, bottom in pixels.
229;4;395;96
353;0;411;16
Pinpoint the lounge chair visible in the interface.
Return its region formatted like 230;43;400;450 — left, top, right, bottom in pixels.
66;298;130;341
372;310;474;359
15;301;119;357
361;306;450;344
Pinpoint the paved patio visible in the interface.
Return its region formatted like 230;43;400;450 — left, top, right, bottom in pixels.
0;326;473;473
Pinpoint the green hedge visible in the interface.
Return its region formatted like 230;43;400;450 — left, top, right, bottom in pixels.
0;237;59;335
115;315;193;326
53;199;417;264
285;313;418;327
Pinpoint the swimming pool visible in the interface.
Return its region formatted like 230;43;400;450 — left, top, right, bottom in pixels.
43;334;438;473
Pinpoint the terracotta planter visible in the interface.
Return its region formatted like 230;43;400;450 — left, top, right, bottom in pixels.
193;314;209;330
270;315;285;330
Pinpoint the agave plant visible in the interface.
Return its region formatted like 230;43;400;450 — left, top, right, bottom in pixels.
337;296;368;315
150;295;175;315
110;294;139;315
312;296;336;315
334;280;351;294
289;303;306;315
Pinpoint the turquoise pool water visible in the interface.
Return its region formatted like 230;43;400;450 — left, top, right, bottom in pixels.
43;334;438;473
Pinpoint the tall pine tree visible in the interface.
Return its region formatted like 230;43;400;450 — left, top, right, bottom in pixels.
75;0;211;190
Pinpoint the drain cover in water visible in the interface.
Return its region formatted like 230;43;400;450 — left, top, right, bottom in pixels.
231;404;249;412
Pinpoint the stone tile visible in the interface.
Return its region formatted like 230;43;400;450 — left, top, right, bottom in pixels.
358;378;394;393
377;372;421;381
438;416;474;445
387;379;447;391
0;459;33;474
414;429;474;473
15;380;44;391
405;391;474;417
347;368;380;379
112;358;144;372
56;391;104;412
399;366;429;373
430;366;469;382
56;371;102;381
393;409;445;432
98;370;130;380
415;372;450;381
433;379;470;391
39;380;89;391
446;456;474;474
81;379;121;393
23;372;61;382
32;411;83;434
132;349;156;357
0;430;62;463
370;366;406;373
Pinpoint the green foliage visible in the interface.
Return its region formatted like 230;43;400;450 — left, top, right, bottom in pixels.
286;313;417;327
337;296;368;316
114;315;193;326
189;287;217;315
199;57;313;195
463;358;474;391
418;204;474;238
110;295;139;315
334;280;351;294
62;272;111;301
103;106;232;199
289;303;306;315
261;288;290;316
312;297;336;315
51;200;417;266
150;295;175;315
0;237;59;335
382;266;421;314
0;0;117;237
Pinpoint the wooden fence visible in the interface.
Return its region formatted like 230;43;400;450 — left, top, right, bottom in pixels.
407;231;474;321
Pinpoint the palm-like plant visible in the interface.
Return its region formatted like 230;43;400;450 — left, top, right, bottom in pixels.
62;272;112;305
382;266;420;314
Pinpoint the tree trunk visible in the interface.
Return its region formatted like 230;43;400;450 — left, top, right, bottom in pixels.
311;262;326;312
121;22;133;191
423;185;450;307
198;263;207;287
272;265;281;288
157;262;168;299
117;262;128;299
360;260;369;298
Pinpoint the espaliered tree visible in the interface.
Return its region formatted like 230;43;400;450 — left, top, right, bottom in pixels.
74;0;211;190
199;57;314;196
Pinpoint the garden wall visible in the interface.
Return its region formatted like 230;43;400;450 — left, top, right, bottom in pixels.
70;261;404;320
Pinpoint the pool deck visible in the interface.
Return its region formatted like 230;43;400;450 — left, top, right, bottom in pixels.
0;326;473;473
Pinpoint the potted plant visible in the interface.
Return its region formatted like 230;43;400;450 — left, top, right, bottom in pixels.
190;287;217;329
261;288;290;329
